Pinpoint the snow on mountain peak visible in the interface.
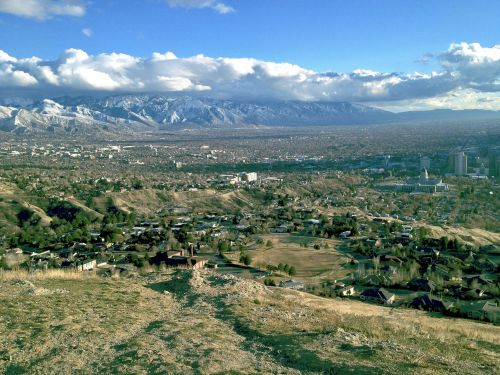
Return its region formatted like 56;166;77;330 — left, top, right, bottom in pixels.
0;94;394;133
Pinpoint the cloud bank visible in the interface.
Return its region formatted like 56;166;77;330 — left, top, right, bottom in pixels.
166;0;234;14
0;42;500;109
0;0;85;20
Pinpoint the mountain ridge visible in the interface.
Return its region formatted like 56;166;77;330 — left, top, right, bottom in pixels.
1;95;499;134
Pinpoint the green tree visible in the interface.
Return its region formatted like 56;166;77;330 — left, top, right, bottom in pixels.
264;278;276;286
218;241;229;254
240;253;252;266
440;236;449;250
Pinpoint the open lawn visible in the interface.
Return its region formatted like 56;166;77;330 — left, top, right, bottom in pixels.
247;234;352;282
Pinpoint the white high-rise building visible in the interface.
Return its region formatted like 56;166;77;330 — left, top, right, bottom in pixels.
454;152;468;176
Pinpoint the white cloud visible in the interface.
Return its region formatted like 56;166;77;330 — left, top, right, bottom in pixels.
0;50;17;62
157;76;210;91
0;42;499;110
166;0;234;14
374;89;500;112
0;0;86;20
212;2;233;14
0;64;38;87
440;42;500;91
82;28;92;37
151;51;178;61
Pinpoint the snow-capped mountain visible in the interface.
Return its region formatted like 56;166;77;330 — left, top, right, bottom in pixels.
0;98;155;134
66;95;393;127
0;94;392;134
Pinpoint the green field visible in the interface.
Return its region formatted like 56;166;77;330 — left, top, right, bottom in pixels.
244;234;352;282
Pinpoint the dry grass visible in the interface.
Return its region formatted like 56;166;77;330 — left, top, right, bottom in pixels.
101;188;261;216
425;224;500;246
247;234;351;281
266;288;500;344
0;268;95;281
0;269;498;374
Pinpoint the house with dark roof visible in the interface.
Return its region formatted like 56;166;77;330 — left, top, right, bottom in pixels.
409;294;453;313
380;255;403;267
166;256;207;269
408;278;436;292
150;251;207;270
416;246;440;258
360;288;395;304
456;287;484;300
463;274;493;287
460;302;500;323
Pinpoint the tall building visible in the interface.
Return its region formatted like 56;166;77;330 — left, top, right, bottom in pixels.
454;152;468;176
420;156;431;170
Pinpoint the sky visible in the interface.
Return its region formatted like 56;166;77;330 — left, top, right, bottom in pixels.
0;0;500;111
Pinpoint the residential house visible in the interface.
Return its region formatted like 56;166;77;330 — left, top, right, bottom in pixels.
409;294;453;313
360;288;395;304
361;274;392;286
481;302;500;322
408;278;436;292
460;301;499;322
166;256;207;269
77;259;97;271
337;285;355;296
456;287;484;300
150;250;207;270
380;255;403;267
271;225;289;233
417;246;440;258
463;275;493;287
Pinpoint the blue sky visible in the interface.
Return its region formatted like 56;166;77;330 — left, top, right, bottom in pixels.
0;0;500;110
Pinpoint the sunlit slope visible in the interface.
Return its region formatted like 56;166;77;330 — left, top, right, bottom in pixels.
0;269;498;374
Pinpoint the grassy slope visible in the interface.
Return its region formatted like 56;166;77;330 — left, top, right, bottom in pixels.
0;270;498;375
105;189;260;216
243;234;351;281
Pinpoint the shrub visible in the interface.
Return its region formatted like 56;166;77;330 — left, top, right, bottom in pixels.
17;208;40;227
264;278;276;286
240;253;252;266
126;254;145;268
0;256;9;270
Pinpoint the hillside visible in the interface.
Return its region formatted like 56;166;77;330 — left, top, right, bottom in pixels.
0;269;498;374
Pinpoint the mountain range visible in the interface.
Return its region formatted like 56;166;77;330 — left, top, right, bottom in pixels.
1;95;499;134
